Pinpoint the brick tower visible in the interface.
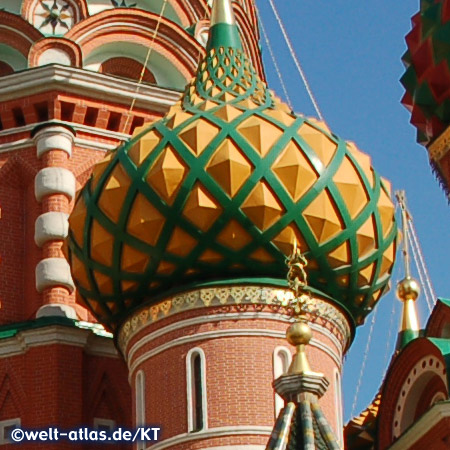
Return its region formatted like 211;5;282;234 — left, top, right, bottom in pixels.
66;1;397;449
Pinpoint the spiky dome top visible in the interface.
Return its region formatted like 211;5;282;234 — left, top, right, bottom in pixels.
68;0;397;331
401;0;450;146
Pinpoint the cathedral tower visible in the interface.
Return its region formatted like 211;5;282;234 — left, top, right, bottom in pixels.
68;1;397;448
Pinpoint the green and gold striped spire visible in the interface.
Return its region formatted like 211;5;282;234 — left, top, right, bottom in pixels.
207;0;242;51
395;191;420;350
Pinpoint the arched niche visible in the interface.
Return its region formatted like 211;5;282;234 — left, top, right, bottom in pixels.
84;41;187;89
0;44;27;71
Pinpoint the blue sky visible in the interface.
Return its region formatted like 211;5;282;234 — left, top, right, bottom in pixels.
256;0;450;421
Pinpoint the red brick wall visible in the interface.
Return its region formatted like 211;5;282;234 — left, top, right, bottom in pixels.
0;338;131;450
127;306;345;447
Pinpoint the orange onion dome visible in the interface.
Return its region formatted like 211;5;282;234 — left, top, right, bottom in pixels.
68;0;397;330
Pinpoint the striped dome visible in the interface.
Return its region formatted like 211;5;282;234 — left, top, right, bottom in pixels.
68;0;397;330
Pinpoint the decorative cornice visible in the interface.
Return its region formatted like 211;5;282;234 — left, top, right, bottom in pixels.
118;285;352;354
141;426;272;450
125;311;345;364
0;325;118;359
392;355;448;440
274;372;330;401
0;120;133;154
0;65;182;110
388;401;450;450
429;125;450;161
127;328;343;380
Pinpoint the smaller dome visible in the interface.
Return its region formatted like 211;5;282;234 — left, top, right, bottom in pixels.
401;0;450;145
68;0;397;330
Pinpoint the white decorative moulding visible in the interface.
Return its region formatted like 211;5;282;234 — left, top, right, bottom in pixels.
35;258;75;293
35;167;75;201
34;125;74;157
36;303;77;319
35;211;69;247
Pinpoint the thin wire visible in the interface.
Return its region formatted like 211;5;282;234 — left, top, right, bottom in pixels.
408;220;437;302
382;294;398;372
350;305;378;418
266;0;324;120
408;228;434;313
255;5;294;110
124;0;169;131
380;204;402;371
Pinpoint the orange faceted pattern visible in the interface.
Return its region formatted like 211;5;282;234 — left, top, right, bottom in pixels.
357;215;377;258
333;156;369;219
298;123;337;167
121;244;149;273
272;140;318;202
377;187;396;238
303;189;343;244
328;242;350;268
166;227;197;256
179;118;220;156
217;220;252;250
183;183;222;231
272;223;308;255
98;163;131;222
69;198;87;247
241;180;284;231
147;147;188;204
206;138;253;197
90;221;114;266
237;116;283;157
128;130;161;166
127;195;165;246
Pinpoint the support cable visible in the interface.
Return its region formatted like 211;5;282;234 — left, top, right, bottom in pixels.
408;220;437;303
255;5;294;110
350;304;378;418
266;0;324;120
382;282;400;371
124;0;169;131
408;230;434;313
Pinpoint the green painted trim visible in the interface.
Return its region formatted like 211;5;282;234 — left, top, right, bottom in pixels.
396;329;420;350
206;23;242;51
428;337;450;386
0;316;76;340
437;297;450;308
31;121;76;138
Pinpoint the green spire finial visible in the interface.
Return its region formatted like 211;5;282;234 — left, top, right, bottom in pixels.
210;0;235;26
206;0;242;51
395;190;421;350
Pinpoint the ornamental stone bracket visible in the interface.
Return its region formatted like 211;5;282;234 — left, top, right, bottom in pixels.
33;123;76;312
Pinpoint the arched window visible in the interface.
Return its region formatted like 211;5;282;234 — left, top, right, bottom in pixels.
186;348;207;432
334;369;344;445
135;370;145;450
273;347;292;417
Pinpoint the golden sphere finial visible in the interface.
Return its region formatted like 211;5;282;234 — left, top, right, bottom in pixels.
396;276;420;302
286;320;312;347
